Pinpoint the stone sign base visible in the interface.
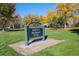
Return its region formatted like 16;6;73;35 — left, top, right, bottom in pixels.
9;39;64;56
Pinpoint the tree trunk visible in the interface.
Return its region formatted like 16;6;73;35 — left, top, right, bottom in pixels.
63;14;67;28
69;23;71;27
12;25;15;29
64;23;67;28
2;20;7;31
2;28;5;32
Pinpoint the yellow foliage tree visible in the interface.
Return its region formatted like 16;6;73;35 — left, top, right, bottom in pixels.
56;3;79;27
54;13;60;18
21;14;42;25
47;10;55;18
41;16;49;24
21;18;30;25
66;18;72;24
47;10;60;19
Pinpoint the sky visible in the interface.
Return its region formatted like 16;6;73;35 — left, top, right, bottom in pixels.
15;3;56;18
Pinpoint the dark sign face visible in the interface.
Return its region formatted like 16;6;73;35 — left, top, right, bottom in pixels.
29;28;43;39
24;22;45;45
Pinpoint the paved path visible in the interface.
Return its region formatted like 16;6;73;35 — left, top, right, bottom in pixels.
9;38;64;56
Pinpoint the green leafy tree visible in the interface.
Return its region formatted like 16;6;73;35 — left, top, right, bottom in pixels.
0;3;15;31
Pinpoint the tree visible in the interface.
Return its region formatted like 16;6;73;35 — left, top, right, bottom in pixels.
21;14;42;25
10;15;21;29
56;3;79;28
0;3;15;31
21;18;30;25
41;16;49;24
46;10;61;28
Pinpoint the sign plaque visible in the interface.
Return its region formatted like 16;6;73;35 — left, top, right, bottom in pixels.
24;22;45;46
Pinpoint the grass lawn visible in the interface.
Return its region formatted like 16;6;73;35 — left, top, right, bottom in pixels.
0;29;79;56
0;31;24;56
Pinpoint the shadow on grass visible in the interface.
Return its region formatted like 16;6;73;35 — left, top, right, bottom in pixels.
28;35;48;45
4;29;24;32
70;29;79;35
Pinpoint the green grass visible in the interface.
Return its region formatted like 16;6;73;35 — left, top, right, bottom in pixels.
0;29;79;56
0;31;24;56
32;30;79;56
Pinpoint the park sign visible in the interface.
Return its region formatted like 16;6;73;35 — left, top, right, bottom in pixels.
24;22;45;46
